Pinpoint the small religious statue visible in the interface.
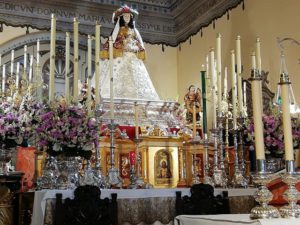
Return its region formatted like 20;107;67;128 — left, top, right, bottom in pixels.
184;85;201;124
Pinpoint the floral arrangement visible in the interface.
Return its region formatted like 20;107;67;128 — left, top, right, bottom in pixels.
0;95;40;148
246;107;300;157
35;102;99;159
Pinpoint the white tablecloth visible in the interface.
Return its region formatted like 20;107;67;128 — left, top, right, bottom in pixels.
31;188;256;225
174;214;299;225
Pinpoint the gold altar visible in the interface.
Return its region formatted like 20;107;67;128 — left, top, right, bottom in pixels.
99;133;215;188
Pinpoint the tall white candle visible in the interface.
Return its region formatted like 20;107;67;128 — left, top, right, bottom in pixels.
251;52;256;70
10;50;14;75
236;36;243;115
16;62;20;89
2;64;5;93
29;55;33;82
37;39;40;65
73;18;79;103
256;38;263;113
87;34;92;112
109;36;114;119
134;102;139;139
281;79;294;161
95;21;101;106
251;52;265;160
256;38;262;74
24;45;27;72
206;55;209;77
224;67;227;96
231;50;237;130
49;14;56;102
216;33;222;114
210;48;216;129
65;32;70;103
243;81;247;110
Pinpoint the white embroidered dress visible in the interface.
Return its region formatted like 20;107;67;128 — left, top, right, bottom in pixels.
100;27;159;101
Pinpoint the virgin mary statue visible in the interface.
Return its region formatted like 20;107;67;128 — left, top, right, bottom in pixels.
100;6;160;101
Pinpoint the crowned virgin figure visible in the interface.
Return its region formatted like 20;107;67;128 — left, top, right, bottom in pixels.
100;6;160;101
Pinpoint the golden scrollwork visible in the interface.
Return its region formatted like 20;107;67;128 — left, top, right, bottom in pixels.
147;124;168;137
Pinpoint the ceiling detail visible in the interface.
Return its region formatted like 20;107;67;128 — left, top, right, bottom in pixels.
0;0;243;46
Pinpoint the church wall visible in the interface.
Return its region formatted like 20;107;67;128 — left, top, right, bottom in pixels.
144;43;178;101
177;0;300;128
0;25;38;45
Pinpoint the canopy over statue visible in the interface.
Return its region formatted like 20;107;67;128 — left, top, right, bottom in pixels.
100;5;160;101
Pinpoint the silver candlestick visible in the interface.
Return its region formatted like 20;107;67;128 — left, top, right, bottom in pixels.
250;159;280;219
279;161;300;218
211;128;227;187
237;116;247;174
203;133;214;186
129;138;145;188
107;120;122;187
217;114;228;187
232;129;248;188
94;105;108;188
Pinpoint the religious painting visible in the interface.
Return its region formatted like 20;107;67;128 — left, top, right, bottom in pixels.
105;153;112;175
192;153;204;178
154;149;173;186
119;153;130;179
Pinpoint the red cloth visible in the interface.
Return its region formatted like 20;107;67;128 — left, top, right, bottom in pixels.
129;151;135;165
16;146;35;192
101;124;140;140
268;172;300;205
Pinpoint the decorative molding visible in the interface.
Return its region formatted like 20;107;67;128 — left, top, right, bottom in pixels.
0;0;243;46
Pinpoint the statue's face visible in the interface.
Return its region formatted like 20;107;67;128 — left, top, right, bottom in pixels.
123;13;131;24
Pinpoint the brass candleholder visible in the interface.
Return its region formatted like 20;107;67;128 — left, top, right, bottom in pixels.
250;159;280;219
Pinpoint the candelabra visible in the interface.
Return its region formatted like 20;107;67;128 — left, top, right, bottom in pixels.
107;120;122;187
93;105;109;188
128;138;145;188
231;128;248;188
211;127;227;188
217;113;228;187
237;116;247;174
230;115;248;188
202;134;214;186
